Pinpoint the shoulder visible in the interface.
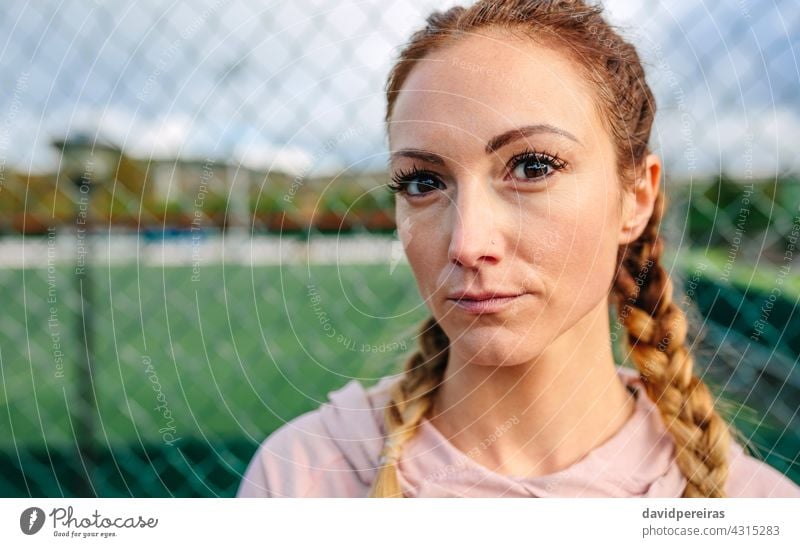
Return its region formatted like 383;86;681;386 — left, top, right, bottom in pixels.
236;408;348;497
236;376;398;498
616;366;800;498
726;441;800;497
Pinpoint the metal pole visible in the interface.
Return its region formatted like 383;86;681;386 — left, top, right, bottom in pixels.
73;171;97;497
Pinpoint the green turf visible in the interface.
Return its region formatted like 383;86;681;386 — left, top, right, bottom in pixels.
0;263;427;449
670;247;800;298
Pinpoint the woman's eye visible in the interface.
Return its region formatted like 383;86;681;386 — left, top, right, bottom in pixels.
507;150;567;184
512;156;553;180
388;170;444;196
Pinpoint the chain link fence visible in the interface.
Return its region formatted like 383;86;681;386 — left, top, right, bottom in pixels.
1;0;798;496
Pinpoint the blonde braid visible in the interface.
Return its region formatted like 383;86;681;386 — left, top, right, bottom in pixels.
368;317;449;497
613;190;732;497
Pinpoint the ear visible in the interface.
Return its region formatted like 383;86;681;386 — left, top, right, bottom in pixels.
619;153;661;245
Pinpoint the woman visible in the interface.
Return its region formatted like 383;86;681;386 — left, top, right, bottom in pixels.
237;0;800;498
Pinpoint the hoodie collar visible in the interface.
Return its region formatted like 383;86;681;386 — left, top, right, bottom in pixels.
319;366;687;497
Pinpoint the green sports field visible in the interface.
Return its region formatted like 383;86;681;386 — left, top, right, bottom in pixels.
0;262;427;446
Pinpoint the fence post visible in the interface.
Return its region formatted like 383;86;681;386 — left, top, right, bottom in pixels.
72;171;97;497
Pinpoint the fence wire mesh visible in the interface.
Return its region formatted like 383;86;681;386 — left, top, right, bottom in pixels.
0;0;798;496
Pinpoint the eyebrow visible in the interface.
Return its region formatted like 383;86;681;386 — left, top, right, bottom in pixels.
389;123;580;166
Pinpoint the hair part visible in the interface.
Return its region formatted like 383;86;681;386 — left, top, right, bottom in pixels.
373;0;733;498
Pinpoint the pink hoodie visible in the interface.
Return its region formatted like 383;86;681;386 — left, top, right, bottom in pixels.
236;365;800;497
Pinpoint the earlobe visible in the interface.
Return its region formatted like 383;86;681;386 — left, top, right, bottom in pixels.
618;154;661;244
619;196;645;245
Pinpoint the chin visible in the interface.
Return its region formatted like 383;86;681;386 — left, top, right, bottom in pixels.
446;327;533;367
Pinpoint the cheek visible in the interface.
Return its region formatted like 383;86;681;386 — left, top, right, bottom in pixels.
538;187;620;297
396;210;444;295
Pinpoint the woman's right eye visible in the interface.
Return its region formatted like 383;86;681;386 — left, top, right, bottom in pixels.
387;167;445;197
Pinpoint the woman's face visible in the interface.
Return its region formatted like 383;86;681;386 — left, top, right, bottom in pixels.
389;32;632;366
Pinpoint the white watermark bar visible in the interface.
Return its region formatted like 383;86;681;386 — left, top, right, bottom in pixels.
2;498;798;546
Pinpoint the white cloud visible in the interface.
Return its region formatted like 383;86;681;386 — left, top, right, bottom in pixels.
233;140;314;175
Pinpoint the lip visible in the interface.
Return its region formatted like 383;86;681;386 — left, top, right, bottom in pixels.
447;291;526;314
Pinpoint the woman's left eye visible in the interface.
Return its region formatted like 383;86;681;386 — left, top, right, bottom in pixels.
508;151;566;182
513;158;551;179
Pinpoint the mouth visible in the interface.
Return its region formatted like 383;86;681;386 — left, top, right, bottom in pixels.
446;291;527;315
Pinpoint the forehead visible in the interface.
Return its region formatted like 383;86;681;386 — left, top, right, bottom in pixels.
389;32;602;149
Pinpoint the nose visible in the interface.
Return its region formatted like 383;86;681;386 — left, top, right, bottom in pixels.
447;179;500;268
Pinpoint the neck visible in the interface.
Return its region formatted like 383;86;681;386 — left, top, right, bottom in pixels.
429;298;636;479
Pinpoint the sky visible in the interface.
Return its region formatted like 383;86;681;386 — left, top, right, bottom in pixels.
0;0;798;179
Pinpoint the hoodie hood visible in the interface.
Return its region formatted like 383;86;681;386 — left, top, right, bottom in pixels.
317;366;688;497
316;373;400;487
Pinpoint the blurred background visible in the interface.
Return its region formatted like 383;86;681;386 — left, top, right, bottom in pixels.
0;0;798;497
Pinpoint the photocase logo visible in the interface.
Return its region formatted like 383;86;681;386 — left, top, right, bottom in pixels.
20;507;45;535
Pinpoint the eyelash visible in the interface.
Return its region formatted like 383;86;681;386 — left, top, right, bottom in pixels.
386;148;568;197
